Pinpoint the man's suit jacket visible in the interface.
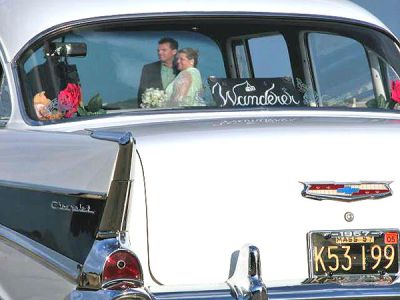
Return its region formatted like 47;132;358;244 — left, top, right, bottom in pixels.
137;61;163;106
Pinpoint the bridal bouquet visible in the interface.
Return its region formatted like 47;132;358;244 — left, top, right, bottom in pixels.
141;88;167;108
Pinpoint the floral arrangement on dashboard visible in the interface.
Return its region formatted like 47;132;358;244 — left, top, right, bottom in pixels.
33;83;105;120
140;88;167;108
391;80;400;104
365;80;400;109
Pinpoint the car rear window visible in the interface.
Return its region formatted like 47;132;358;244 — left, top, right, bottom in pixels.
16;18;400;123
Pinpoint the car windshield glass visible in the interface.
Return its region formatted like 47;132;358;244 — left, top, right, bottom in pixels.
17;19;400;122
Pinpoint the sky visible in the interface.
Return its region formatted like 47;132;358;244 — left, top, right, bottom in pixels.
352;0;400;37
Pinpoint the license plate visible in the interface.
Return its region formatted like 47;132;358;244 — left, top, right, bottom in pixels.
308;229;399;277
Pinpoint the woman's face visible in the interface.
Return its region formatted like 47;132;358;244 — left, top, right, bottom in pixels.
176;53;194;71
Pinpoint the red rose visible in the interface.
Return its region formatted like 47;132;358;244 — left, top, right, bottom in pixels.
391;80;400;103
58;83;81;118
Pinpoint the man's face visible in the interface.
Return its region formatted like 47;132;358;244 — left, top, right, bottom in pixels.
157;43;177;63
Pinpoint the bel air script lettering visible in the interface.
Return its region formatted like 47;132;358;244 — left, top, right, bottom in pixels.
51;201;95;214
211;80;299;107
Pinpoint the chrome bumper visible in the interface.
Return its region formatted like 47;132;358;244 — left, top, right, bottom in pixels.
68;283;400;300
68;287;153;300
69;287;235;300
68;244;400;300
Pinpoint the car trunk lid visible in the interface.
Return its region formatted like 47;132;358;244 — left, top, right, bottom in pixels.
124;116;400;285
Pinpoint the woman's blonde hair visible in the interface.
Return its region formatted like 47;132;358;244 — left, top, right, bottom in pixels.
177;48;199;67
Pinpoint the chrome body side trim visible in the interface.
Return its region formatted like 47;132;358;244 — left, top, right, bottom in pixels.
0;179;106;200
0;223;79;282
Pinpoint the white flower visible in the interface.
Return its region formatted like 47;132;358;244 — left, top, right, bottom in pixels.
141;88;167;108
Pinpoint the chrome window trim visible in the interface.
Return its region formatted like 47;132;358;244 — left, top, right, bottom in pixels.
0;21;12;126
298;30;318;107
11;12;400;127
0;178;106;200
0;44;11;127
0;223;79;282
0;72;11;127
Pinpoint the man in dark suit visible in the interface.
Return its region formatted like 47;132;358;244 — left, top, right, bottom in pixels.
137;37;179;106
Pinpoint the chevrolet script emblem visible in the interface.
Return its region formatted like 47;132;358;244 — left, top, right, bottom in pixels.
301;182;392;201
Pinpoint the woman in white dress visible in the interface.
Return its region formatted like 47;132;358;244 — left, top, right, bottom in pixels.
165;48;204;107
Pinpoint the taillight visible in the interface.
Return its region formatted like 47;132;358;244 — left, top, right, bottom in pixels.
107;281;138;290
103;250;142;289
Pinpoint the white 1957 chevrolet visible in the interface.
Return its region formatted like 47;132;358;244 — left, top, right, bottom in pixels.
0;0;399;299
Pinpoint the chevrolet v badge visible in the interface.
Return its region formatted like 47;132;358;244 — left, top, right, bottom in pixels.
301;182;392;201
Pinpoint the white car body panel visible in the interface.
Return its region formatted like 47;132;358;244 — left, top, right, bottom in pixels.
0;130;118;192
118;117;400;285
0;0;399;299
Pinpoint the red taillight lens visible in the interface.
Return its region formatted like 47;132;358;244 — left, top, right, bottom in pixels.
103;250;142;283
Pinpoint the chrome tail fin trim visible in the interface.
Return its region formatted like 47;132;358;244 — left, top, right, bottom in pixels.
89;130;135;237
